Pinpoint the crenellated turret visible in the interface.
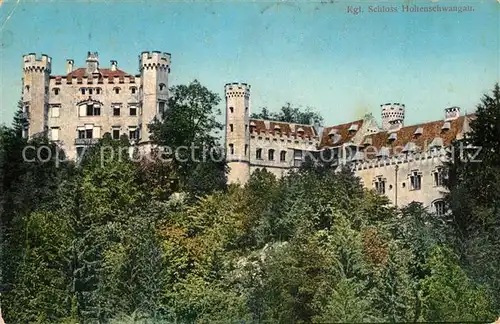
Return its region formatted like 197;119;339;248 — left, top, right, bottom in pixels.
139;51;171;143
22;53;52;137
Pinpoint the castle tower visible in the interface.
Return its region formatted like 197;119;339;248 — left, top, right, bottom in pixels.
85;51;99;74
139;51;171;143
381;103;405;131
22;53;52;137
225;82;251;185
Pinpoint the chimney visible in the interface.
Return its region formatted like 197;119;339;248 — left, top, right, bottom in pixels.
66;59;74;74
444;106;460;121
110;60;118;71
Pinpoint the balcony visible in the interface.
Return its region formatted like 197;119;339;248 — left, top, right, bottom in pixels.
75;138;99;145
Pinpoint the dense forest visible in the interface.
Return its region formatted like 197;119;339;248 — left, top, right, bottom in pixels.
0;81;499;323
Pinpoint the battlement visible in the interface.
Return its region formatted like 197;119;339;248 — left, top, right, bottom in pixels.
23;53;52;73
225;82;251;98
381;103;405;112
87;51;99;61
140;51;171;70
351;148;448;172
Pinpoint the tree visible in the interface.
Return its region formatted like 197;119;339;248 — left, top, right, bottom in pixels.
251;102;323;125
148;80;227;197
420;246;495;321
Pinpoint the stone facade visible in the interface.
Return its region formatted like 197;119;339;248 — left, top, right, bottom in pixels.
225;83;474;212
21;51;170;160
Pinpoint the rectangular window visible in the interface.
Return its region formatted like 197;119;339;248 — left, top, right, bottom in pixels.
293;150;303;167
230;124;234;132
130;107;137;116
78;130;85;139
410;171;422;190
51;127;59;141
280;151;286;162
256;148;262;160
76;147;84;160
112;129;120;140
81;88;86;95
129;129;137;140
245;144;248;156
113;106;120;116
85;129;93;139
86;104;93;116
375;178;386;194
268;149;275;161
434;168;445;187
229;144;234;155
158;101;165;116
51;106;60;118
93;105;101;116
89;88;93;95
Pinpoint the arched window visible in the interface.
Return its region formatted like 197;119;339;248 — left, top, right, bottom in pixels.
268;149;275;161
114;87;121;94
280;150;286;162
159;83;166;91
53;88;60;95
25;85;30;93
130;86;137;94
433;200;446;216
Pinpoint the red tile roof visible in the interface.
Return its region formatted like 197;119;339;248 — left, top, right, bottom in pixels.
361;115;471;160
64;68;133;78
249;119;316;139
319;119;364;147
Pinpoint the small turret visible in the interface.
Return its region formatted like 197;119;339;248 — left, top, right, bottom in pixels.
66;59;74;74
381;103;405;131
110;60;118;71
444;106;460;121
86;51;99;74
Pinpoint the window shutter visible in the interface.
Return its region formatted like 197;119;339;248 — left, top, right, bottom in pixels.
79;105;86;117
51;128;59;141
52;106;60;118
94;126;101;138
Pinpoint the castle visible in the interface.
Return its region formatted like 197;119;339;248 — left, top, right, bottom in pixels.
21;51;170;159
21;51;474;213
224;83;474;214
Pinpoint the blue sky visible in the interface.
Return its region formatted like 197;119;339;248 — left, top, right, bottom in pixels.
0;0;498;127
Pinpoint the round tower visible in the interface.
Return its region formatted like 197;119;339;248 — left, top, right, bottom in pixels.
22;53;52;137
381;103;405;131
225;82;251;185
139;51;171;143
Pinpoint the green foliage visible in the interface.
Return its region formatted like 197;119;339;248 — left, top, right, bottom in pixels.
3;82;500;323
420;246;495;321
251;102;323;125
148;80;227;197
